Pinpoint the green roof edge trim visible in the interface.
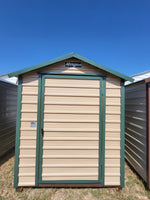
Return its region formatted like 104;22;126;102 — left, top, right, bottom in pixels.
8;52;133;82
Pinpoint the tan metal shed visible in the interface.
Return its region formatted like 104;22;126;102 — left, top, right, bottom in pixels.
8;53;133;189
125;71;150;189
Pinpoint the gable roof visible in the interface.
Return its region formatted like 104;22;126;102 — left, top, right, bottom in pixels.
8;52;133;82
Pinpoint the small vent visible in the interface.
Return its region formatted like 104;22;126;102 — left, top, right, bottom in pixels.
65;62;82;68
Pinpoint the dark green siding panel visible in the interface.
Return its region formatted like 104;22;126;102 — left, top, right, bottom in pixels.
14;75;22;188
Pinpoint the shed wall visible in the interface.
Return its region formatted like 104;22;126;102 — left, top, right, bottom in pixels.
125;81;147;182
18;58;121;186
0;81;17;157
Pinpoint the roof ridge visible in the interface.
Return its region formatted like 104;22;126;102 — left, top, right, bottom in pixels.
8;53;133;82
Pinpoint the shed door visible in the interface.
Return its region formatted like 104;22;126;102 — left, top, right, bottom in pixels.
39;75;103;184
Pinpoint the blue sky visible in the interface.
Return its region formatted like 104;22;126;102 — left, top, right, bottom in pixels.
0;0;150;76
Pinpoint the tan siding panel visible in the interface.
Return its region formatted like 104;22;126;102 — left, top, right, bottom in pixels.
22;86;38;94
105;140;120;147
105;149;120;156
44;105;99;113
43;132;99;138
106;106;120;114
44;96;99;105
45;78;100;88
43;122;99;129
105;132;120;138
19;167;35;174
106;88;121;97
44;113;99;121
105;167;120;174
43;140;98;147
20;139;36;146
105;123;120;132
43;149;98;156
21;112;37;119
22;95;38;102
43;158;98;165
42;77;100;181
19;158;36;165
20;149;36;155
106;97;121;106
105;159;120;166
20;130;36;137
22;104;37;111
106;77;121;89
18;177;35;186
42;176;98;181
105;176;120;185
45;87;99;96
42;167;98;174
106;114;120;122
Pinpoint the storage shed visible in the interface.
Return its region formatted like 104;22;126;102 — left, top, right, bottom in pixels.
8;53;133;188
0;77;17;157
125;71;150;189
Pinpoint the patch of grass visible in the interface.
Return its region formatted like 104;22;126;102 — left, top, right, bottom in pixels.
0;157;150;200
0;196;7;200
124;196;136;200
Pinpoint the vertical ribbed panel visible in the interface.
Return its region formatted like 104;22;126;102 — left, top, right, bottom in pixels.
0;81;17;157
125;81;147;182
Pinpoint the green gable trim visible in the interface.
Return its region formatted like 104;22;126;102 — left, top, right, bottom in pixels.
8;53;133;82
14;75;22;188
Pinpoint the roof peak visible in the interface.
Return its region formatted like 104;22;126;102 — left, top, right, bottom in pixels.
8;53;133;82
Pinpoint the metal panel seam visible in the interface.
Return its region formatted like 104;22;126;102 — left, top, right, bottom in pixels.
102;77;106;186
120;80;125;188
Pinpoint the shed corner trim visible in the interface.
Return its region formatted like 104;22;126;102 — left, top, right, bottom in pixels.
14;75;22;188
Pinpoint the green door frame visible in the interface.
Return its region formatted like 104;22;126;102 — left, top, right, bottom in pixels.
35;73;106;186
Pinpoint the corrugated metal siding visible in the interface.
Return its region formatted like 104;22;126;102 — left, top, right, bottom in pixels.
125;81;147;182
0;80;17;157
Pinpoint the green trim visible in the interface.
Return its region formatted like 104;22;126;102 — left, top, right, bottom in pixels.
39;180;101;184
101;77;106;186
120;80;125;188
38;74;105;184
14;75;22;188
98;79;102;182
35;74;42;186
44;74;104;80
39;75;45;183
39;72;106;77
8;53;133;82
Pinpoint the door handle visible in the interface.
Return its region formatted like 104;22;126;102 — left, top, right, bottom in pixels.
41;128;44;136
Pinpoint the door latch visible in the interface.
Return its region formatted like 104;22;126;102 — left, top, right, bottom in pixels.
41;128;44;136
